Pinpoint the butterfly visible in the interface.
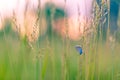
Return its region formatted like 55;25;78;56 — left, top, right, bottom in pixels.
75;45;83;55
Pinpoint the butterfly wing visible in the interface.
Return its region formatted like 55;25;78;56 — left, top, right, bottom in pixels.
75;46;83;55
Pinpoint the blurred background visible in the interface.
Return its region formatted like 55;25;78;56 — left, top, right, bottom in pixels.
0;0;120;80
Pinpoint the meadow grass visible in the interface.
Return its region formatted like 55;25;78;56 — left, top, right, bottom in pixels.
0;0;120;80
0;30;120;80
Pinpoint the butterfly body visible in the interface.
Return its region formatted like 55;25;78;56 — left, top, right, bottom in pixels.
75;45;83;55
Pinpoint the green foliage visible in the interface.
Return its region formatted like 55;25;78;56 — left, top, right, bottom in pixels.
42;2;67;41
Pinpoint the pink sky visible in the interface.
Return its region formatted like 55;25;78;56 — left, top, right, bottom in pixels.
41;0;93;17
0;0;93;18
0;0;93;40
